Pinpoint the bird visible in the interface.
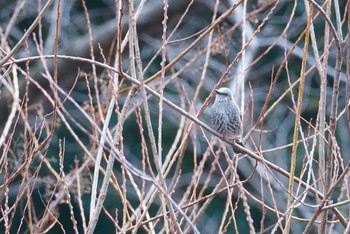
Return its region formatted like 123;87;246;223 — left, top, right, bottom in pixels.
210;87;243;142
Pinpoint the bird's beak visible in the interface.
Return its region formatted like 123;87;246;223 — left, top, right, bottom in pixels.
215;89;219;94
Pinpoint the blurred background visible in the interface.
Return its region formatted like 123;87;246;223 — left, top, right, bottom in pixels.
0;0;349;233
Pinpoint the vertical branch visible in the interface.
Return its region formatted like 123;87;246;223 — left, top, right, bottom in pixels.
87;0;139;230
239;0;247;110
81;0;103;131
157;2;178;230
237;180;255;234
346;2;350;136
59;140;79;234
87;86;137;234
127;0;174;232
284;3;312;232
88;99;113;223
231;0;259;110
50;0;61;149
323;0;344;228
115;0;124;86
326;1;344;165
158;0;168;169
88;0;125;229
0;66;18;154
75;159;87;233
318;0;331;193
318;1;331;232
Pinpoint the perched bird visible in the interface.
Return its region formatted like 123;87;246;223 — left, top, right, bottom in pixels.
210;87;243;142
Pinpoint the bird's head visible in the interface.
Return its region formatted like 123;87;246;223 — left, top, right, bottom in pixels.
215;87;233;101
